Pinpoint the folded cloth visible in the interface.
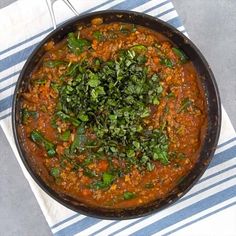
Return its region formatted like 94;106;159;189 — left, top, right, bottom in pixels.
0;0;236;235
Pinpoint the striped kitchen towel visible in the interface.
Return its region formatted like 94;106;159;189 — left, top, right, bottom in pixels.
1;0;236;235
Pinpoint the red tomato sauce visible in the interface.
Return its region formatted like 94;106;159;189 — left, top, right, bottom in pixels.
18;20;206;209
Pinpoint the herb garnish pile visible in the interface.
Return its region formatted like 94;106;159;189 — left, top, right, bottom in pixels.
20;23;205;206
27;29;177;191
53;47;169;172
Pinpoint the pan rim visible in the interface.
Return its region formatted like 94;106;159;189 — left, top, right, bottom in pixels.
12;10;221;220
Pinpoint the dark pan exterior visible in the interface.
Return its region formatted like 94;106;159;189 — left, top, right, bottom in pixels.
12;10;221;219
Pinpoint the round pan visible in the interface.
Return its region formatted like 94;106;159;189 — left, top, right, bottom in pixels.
12;10;221;219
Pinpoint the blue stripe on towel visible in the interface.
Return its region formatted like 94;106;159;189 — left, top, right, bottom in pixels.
0;8;181;122
209;145;236;168
0;95;12;112
0;82;16;94
51;214;79;229
0;0;173;79
112;185;236;236
0;45;35;72
0;14;179;82
0;71;20;83
54;217;102;236
0;0;150;72
51;142;236;234
162;200;236;236
180;174;236;203
167;16;182;28
218;137;236;148
157;8;174;18
82;0;115;14
0;2;235;236
54;183;236;236
0;28;52;56
0;0;123;56
0;112;11;121
108;0;149;10
143;0;171;13
198;164;236;184
90;174;236;236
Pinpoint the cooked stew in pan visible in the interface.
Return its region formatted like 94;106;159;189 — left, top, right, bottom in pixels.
18;19;206;208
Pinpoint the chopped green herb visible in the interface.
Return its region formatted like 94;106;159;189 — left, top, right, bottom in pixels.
177;176;186;184
30;130;56;157
103;172;115;185
130;45;147;53
127;149;135;158
51;82;61;93
50;167;60;177
78;113;89;122
131;24;137;32
166;92;175;98
70;125;86;154
147;162;155;171
90;172;115;189
33;79;47;85
44;60;66;68
151;74;160;82
57;49;170;170
140;107;150;118
145;182;154;189
120;25;130;34
133;141;140;149
56;111;80;126
88;74;100;87
50;117;58;128
93;31;104;41
67;32;91;55
177;152;186;159
59;130;71;141
137;54;147;64
66;63;80;77
161;120;167;131
21;108;38;124
40;105;47;113
178;97;192;113
160;57;174;68
123;191;136;200
141;155;149;164
164;106;169;114
83;168;97;178
153;146;169;165
172;47;188;63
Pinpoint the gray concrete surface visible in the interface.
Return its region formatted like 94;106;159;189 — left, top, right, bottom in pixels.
0;0;236;235
173;0;236;129
0;126;52;236
0;0;16;8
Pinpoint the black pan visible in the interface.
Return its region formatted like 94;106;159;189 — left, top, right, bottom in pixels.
12;10;221;219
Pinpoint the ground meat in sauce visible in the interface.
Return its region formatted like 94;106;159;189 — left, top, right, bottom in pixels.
18;21;206;209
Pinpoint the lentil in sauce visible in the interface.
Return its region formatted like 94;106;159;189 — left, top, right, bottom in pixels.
19;19;206;208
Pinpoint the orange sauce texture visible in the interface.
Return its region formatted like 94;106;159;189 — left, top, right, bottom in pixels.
19;21;206;208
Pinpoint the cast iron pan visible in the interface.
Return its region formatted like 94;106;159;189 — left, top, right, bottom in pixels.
12;10;221;219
